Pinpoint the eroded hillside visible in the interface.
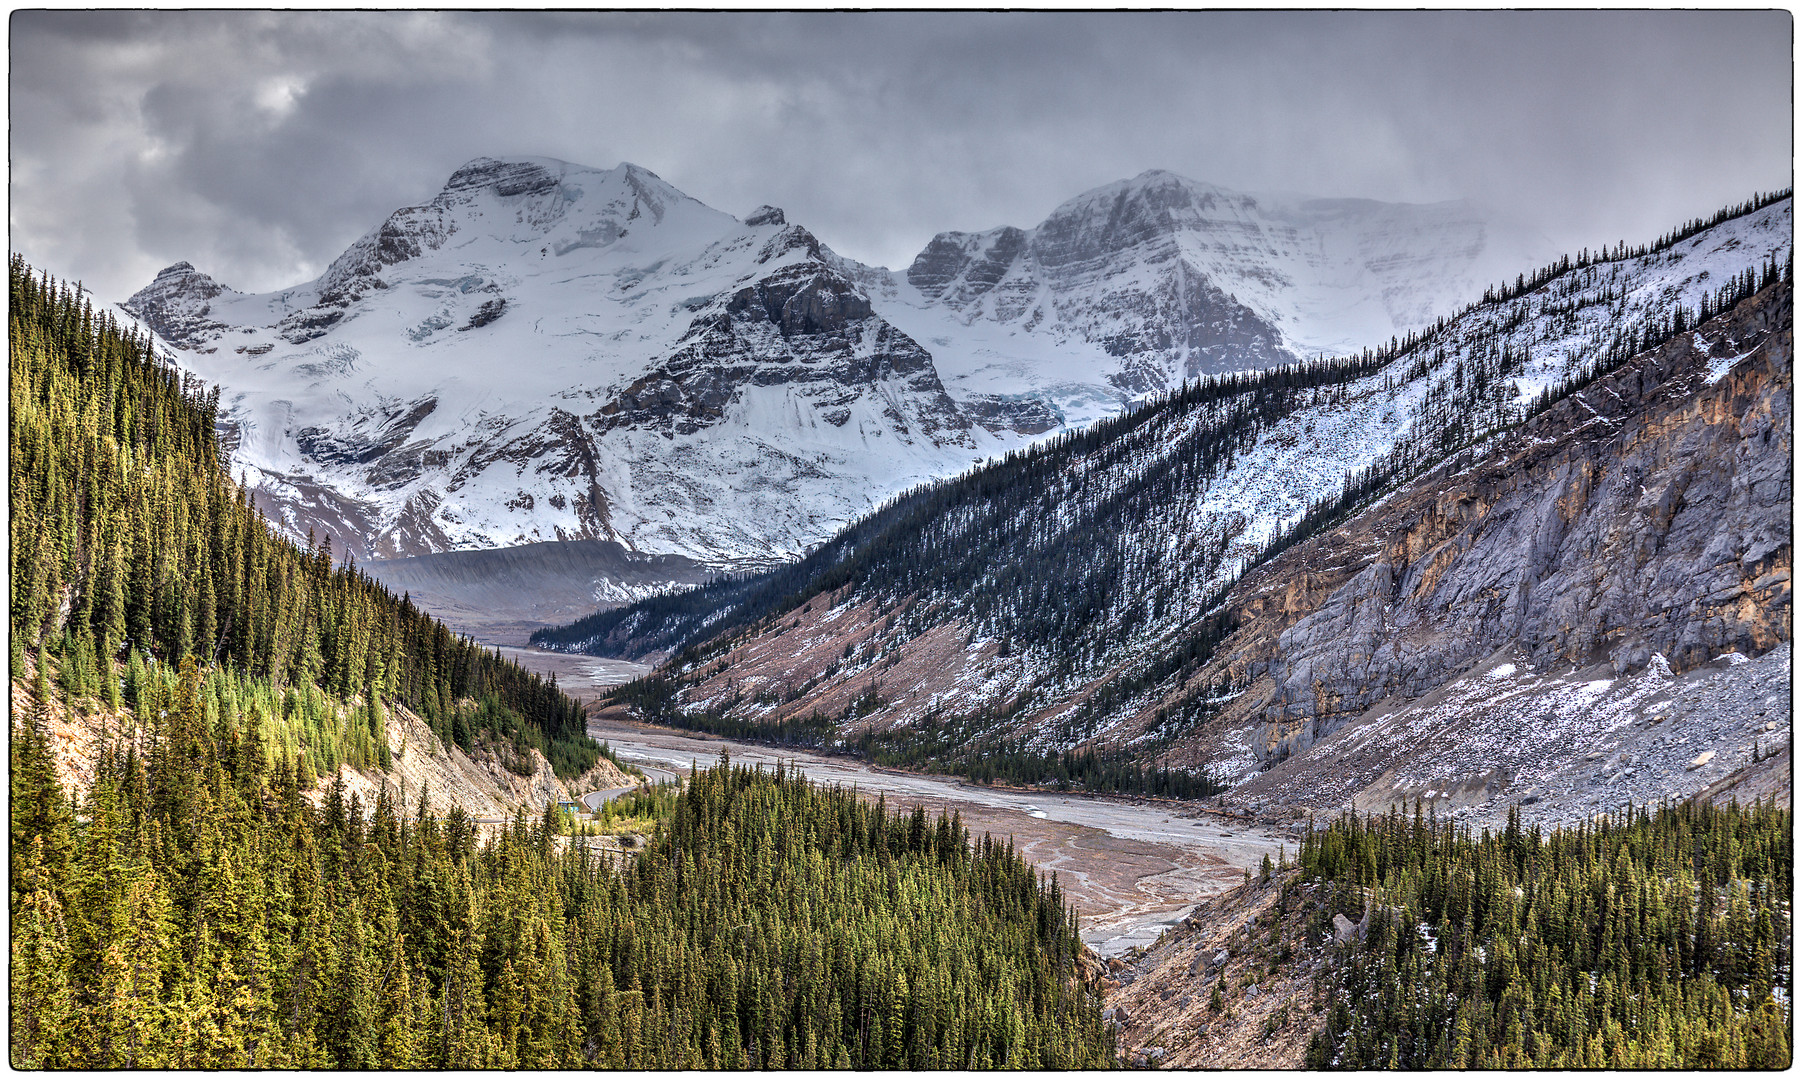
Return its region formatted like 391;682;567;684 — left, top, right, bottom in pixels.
11;651;633;822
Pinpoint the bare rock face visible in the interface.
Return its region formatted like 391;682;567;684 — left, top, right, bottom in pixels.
121;262;233;350
907;226;1029;304
906;176;1296;387
599;225;970;445
743;205;786;228
1238;282;1791;752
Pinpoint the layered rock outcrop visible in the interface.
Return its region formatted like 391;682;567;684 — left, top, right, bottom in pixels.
1218;282;1790;755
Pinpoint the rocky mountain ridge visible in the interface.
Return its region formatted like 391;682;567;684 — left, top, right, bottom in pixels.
121;156;1543;573
873;170;1549;412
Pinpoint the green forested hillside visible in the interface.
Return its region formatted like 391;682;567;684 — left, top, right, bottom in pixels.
11;668;1109;1067
1297;802;1791;1068
8;257;593;776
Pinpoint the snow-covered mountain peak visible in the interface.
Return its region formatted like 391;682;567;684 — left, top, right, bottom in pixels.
433;154;661;201
875;170;1553;423
1035;168;1258;256
122;261;236;349
122;152;999;563
118;154;1569;572
358;155;737;271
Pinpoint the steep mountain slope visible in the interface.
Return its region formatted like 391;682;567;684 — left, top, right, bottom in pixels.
1183;277;1791;824
125;156;997;563
546;195;1789;817
123;157;1544;574
1107;802;1790;1070
868;171;1549;421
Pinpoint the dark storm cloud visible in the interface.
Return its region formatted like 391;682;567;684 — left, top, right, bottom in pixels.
11;10;1791;302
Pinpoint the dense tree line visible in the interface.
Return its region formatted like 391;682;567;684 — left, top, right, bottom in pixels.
9;257;595;776
1295;801;1790;1068
1478;188;1791;308
10;662;1111;1068
853;723;1227;800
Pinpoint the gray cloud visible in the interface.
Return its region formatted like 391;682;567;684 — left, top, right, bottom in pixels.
11;10;1791;302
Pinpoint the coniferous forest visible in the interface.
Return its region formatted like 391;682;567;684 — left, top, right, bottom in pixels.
12;666;1109;1068
1296;801;1791;1068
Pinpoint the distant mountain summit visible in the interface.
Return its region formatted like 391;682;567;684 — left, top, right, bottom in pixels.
122;156;1548;566
875;169;1548;417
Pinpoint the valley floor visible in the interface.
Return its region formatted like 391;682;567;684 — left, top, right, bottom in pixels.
586;713;1285;956
482;644;651;701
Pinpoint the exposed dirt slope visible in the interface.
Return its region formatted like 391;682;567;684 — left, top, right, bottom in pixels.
1103;869;1330;1068
9;655;632;819
318;705;631;820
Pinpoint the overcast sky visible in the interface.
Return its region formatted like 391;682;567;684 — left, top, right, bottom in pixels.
12;10;1793;302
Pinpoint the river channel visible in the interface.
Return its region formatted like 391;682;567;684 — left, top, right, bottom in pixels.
492;643;1285;955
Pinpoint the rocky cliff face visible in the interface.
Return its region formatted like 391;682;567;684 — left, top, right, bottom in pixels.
1226;281;1790;753
596;224;969;444
1146;282;1792;828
